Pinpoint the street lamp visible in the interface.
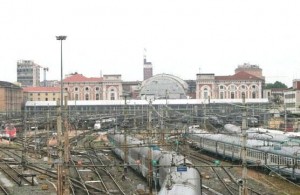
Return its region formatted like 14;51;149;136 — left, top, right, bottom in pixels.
56;35;67;108
56;35;67;195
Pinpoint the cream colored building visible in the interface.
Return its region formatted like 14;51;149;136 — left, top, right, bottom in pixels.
23;86;63;101
0;81;23;116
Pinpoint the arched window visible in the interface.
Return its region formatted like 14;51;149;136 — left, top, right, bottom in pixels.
252;92;256;99
230;85;237;90
85;94;89;100
203;88;208;99
96;94;100;100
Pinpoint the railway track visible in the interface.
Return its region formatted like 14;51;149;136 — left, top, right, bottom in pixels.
188;150;262;195
0;149;35;187
72;134;127;194
0;183;10;195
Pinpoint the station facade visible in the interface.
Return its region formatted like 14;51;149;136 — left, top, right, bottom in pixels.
196;63;265;100
63;73;123;101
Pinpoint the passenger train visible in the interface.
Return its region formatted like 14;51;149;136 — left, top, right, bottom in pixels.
224;124;300;145
108;131;201;194
188;126;300;180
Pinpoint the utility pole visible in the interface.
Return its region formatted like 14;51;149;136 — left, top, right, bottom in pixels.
56;100;63;195
122;93;129;176
240;94;248;195
148;148;153;195
284;104;287;132
47;107;51;165
22;108;28;173
63;96;70;194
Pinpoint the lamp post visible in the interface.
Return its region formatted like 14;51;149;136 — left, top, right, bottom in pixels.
56;35;68;195
56;36;67;108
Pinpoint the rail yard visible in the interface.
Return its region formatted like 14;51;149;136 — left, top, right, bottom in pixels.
0;99;300;195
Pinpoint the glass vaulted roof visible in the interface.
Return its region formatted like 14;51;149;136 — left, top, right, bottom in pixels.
140;74;188;100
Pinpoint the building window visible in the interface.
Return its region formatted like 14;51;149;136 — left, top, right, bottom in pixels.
203;88;208;99
220;92;224;99
85;87;89;91
30;93;33;96
219;86;224;90
53;98;56;101
231;92;235;99
45;93;48;96
53;93;55;95
96;87;99;91
65;88;68;91
252;92;256;99
241;92;246;98
96;93;100;100
85;94;89;100
75;87;78;91
38;93;40;96
45;98;48;101
110;93;115;100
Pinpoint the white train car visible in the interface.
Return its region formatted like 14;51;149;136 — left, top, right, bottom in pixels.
108;131;201;194
189;127;300;180
224;124;300;145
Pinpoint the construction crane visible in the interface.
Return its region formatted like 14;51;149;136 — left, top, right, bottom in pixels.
37;65;49;87
43;67;49;86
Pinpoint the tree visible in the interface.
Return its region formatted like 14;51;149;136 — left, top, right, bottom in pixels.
265;81;288;89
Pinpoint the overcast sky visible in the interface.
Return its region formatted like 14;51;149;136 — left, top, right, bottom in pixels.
1;0;300;87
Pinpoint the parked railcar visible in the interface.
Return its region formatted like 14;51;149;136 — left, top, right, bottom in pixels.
108;131;201;194
1;123;17;140
188;127;300;180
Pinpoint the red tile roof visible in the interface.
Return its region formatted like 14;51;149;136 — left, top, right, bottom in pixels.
63;73;102;82
216;71;262;81
23;86;61;92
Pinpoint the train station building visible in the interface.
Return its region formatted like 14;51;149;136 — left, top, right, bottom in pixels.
196;63;265;100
